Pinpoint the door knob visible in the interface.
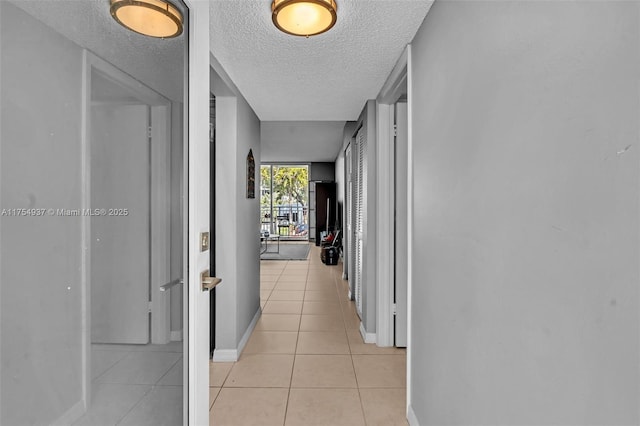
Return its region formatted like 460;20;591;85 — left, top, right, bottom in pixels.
201;269;221;292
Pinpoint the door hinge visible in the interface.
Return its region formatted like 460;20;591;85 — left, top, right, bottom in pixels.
148;301;153;313
392;303;397;315
147;126;152;139
393;124;398;137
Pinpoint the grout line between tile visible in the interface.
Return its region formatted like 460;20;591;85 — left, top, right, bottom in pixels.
114;384;154;425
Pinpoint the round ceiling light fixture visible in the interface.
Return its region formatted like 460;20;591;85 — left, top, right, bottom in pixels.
272;0;337;37
110;0;183;38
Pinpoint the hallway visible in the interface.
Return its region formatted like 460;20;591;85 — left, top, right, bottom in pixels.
209;245;407;425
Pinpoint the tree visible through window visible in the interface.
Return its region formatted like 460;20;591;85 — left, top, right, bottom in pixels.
260;165;309;238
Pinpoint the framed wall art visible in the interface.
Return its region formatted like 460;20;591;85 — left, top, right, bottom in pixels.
246;149;255;199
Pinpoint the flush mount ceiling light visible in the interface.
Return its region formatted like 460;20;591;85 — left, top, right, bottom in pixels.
110;0;183;38
272;0;337;37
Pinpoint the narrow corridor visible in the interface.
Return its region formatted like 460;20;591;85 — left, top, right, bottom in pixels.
209;244;407;425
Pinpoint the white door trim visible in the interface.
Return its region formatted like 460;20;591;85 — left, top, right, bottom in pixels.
183;1;211;424
405;43;414;416
375;101;394;347
375;46;409;347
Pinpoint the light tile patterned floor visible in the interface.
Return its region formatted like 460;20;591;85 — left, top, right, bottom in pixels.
74;342;183;426
210;244;407;426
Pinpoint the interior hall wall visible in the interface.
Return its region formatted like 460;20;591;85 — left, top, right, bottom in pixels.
409;1;639;424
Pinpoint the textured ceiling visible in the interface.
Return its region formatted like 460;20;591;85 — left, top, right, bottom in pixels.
7;0;185;102
261;121;347;162
8;0;432;162
210;0;433;121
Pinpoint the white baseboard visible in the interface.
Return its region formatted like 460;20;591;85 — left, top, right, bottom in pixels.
212;307;261;363
52;399;85;426
407;404;419;426
212;349;238;362
359;322;376;344
170;330;182;341
237;307;261;356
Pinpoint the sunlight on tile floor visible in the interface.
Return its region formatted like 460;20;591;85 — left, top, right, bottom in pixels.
209;245;407;426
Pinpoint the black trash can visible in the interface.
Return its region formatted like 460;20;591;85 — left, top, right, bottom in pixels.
321;246;338;265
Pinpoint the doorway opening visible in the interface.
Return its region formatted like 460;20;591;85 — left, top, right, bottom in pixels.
260;164;310;241
82;51;185;425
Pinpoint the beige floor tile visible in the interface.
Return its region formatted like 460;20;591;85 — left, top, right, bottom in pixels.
299;314;345;331
337;290;351;302
352;355;406;388
254;314;300;332
306;271;335;280
283;268;309;274
340;300;358;314
296;331;350;354
262;300;303;314
225;354;294;388
260;281;277;291
284;267;309;273
307;264;327;270
346;329;405;355
209;362;234;387
360;388;408;426
285;388;365;426
305;280;336;290
260;274;280;282
210;387;288;426
304;290;338;301
209;387;220;409
269;290;305;301
284;261;309;269
243;331;298;354
274;281;307;291
306;273;334;281
260;290;272;301
302;301;342;315
261;263;285;270
336;282;349;293
277;274;308;282
291;355;357;388
261;264;285;269
309;272;333;281
342;310;361;330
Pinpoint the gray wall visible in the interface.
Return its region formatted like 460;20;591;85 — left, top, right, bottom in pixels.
309;162;335;182
234;97;261;345
409;1;639;424
1;3;83;423
214;69;261;354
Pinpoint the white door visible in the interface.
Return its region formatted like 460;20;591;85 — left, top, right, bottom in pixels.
186;1;212;423
394;101;408;347
345;144;352;296
91;104;150;344
354;128;366;317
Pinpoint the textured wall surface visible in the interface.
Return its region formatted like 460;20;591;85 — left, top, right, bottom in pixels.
1;3;83;423
409;1;639;424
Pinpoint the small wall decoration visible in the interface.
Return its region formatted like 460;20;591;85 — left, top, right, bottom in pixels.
246;149;255;199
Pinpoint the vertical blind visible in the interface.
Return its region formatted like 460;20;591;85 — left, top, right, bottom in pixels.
354;127;366;317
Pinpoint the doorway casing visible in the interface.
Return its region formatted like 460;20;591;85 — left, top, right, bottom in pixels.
80;50;173;411
374;43;413;413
